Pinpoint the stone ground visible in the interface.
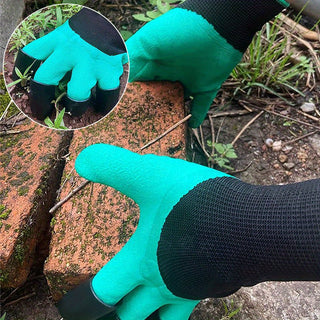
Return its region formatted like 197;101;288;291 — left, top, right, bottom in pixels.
0;0;24;72
1;0;320;319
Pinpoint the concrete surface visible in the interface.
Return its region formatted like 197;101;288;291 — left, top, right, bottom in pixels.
0;0;25;71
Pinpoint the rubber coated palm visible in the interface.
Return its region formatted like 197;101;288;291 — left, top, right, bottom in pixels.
126;8;243;128
23;21;127;101
75;144;230;320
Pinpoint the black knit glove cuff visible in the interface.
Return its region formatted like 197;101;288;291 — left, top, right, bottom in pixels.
157;177;320;300
69;8;126;55
178;0;289;52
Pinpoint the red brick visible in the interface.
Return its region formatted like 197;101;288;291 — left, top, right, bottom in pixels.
0;119;71;288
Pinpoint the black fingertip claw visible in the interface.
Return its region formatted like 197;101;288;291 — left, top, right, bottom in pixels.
13;49;42;83
29;78;55;120
57;278;116;320
147;310;161;320
63;95;90;117
94;86;120;115
97;310;120;320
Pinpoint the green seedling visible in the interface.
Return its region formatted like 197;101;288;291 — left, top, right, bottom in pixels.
44;107;68;130
0;313;6;320
221;299;241;319
207;141;238;170
133;0;185;22
44;92;68;130
7;61;36;88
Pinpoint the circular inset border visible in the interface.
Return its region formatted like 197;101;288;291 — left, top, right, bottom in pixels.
3;4;129;130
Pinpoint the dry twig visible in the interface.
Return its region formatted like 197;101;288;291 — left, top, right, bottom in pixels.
4;292;36;307
49;180;91;214
192;127;211;159
140;114;191;151
282;130;319;146
278;13;320;41
0;129;30;136
208;109;252;118
231;111;265;146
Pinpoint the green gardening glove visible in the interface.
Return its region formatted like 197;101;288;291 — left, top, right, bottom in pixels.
58;144;230;320
57;144;320;320
14;8;128;120
126;0;289;127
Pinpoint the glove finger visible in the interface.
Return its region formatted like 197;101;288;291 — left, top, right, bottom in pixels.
121;52;129;65
94;85;120;115
75;144;175;206
57;278;116;320
22;29;60;60
158;301;198;320
189;90;218;128
98;55;125;91
33;48;73;85
29;78;55;120
92;236;143;306
116;286;166;320
94;56;125;114
67;63;97;101
75;144;226;207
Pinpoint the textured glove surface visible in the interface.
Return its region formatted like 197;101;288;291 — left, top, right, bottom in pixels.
23;21;126;99
14;8;127;119
75;144;230;320
126;0;288;127
74;144;320;320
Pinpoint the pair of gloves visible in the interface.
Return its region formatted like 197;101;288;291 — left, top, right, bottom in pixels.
15;0;320;319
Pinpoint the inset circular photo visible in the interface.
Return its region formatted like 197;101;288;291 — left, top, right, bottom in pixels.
3;4;129;130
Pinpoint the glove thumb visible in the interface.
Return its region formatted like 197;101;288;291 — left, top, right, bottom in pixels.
188;90;218;128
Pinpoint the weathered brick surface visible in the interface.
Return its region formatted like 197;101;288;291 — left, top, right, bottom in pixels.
0;119;71;288
44;81;186;300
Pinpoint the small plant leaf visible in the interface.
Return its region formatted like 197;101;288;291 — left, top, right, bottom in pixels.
214;143;225;154
39;30;45;38
6;78;22;88
0;312;6;320
24;60;37;76
56;6;63;27
120;30;133;41
225;150;238;159
44;117;55;128
14;67;23;79
157;0;171;13
54;108;66;128
146;10;162;19
283;121;293;126
228;308;241;318
132;14;152;22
